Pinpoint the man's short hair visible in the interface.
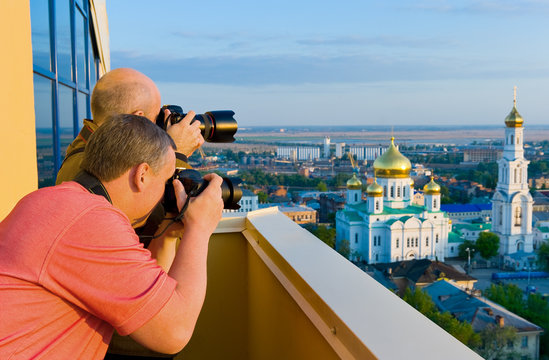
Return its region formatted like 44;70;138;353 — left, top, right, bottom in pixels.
82;114;176;182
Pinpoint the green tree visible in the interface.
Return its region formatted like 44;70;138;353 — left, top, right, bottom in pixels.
257;191;268;204
475;324;518;360
402;287;435;315
537;242;549;272
337;239;350;259
484;283;549;357
458;240;477;259
483;284;524;314
317;181;328;192
309;225;336;248
476;232;500;260
402;288;480;348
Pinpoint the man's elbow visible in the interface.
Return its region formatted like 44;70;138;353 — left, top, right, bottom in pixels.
160;329;193;355
129;324;194;355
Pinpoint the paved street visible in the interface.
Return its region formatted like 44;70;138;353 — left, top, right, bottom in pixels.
447;260;549;297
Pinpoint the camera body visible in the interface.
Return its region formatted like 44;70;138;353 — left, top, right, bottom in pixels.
156;105;237;143
164;168;242;212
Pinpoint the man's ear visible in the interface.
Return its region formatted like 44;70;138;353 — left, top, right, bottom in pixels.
132;110;146;116
132;162;151;192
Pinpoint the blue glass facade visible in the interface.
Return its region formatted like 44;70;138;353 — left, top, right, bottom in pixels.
30;0;99;187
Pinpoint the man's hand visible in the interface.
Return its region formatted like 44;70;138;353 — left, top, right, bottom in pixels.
173;174;223;234
164;109;204;157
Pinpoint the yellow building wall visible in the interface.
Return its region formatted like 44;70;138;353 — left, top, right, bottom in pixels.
0;2;38;220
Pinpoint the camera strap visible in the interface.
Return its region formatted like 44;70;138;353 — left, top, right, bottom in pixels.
74;170;112;204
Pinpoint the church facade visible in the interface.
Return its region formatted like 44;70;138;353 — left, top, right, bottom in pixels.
336;138;451;264
491;91;535;265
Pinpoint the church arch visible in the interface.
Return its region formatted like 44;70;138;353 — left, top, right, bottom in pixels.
406;251;416;260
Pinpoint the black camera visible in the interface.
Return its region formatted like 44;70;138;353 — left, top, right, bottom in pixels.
163;168;243;212
156;105;237;143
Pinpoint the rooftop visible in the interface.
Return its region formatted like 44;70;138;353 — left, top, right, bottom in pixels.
424;280;543;334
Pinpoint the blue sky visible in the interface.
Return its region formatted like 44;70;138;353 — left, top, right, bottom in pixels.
107;0;549;127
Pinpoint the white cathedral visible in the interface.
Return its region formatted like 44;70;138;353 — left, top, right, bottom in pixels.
336;138;451;264
491;90;534;264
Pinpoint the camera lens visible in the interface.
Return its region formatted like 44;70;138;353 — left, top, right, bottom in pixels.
156;106;237;143
163;169;242;212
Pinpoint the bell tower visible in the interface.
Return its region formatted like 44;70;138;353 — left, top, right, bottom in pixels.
492;87;534;255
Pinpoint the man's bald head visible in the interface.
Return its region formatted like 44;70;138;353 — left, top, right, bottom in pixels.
90;68;161;125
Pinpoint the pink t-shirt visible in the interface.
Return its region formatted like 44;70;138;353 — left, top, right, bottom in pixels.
0;182;177;359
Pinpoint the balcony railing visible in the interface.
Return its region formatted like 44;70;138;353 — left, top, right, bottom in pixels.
177;207;482;359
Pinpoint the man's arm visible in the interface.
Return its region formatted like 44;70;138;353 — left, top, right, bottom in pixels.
128;174;223;354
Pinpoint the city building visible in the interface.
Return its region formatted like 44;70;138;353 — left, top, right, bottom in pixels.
424;280;543;360
373;259;477;296
335;142;345;158
336;138;451;264
462;146;502;164
276;145;320;161
532;190;549;212
451;223;491;241
348;145;388;161
529;176;549;190
279;205;317;224
491;90;535;268
323;136;330;158
224;189;259;214
441;203;492;222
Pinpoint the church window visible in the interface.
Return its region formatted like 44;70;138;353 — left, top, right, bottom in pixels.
434;199;437;209
510;134;514;145
407;238;410;247
355;233;358;243
384;186;387;196
355;193;358;202
376;254;379;261
415;238;418;247
395;256;399;261
403;186;406;197
426;237;429;247
375;201;379;210
515;207;522;227
397;186;401;197
517;135;520;145
499;206;503;225
514;169;518;184
396;238;399;248
390;186;394;197
436;234;439;243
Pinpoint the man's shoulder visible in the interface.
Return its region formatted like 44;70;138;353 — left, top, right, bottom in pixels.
55;119;98;185
24;182;113;215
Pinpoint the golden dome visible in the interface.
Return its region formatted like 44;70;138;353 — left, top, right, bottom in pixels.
423;177;441;195
346;173;362;190
373;137;412;178
366;178;383;197
410;179;415;187
504;105;523;128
